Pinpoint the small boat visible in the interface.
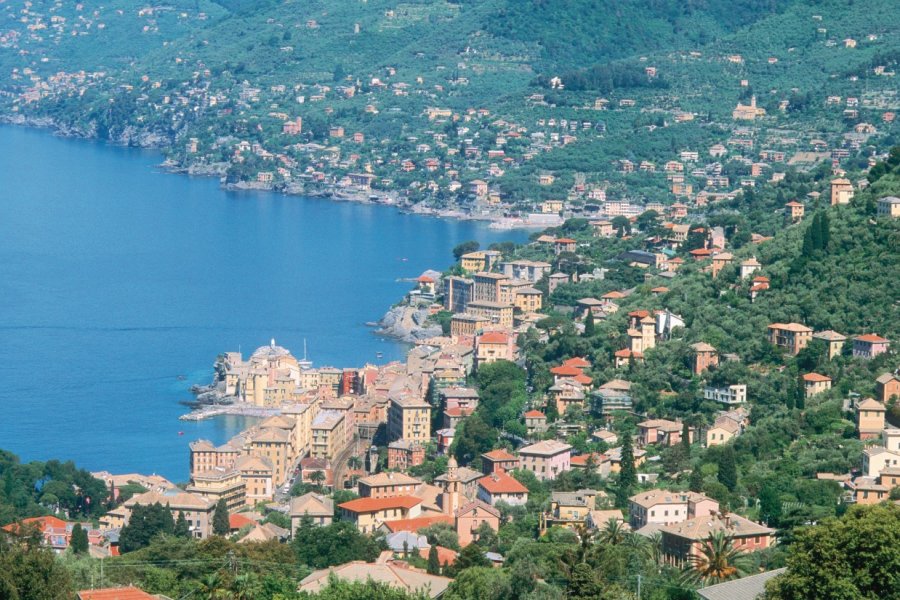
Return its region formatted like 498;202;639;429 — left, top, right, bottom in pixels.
178;431;184;436
176;375;187;381
376;352;384;358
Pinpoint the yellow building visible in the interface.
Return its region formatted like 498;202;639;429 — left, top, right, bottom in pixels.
282;402;318;458
541;200;564;213
706;419;741;447
310;410;347;461
388;394;431;444
472;272;508;303
222;340;302;407
450;314;491;338
466;300;514;328
460;250;501;273
499;279;530;306
813;330;847;360
186;468;247;512
249;427;292;485
514;287;543;313
768;323;813;355
857;398;886;440
122;488;217;539
235;454;275;504
830;178;854;205
338;496;423;534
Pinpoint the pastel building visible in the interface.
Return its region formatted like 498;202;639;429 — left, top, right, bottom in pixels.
853;334;890;359
518;440;572;480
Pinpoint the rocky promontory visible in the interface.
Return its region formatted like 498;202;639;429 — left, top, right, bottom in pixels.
376;303;442;343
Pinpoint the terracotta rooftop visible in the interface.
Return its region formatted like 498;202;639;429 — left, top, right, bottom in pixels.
482;449;518;461
524;410;546;419
478;331;509;344
562;356;591;368
550;365;583;376
802;372;831;382
855;333;889;343
339;496;422;513
519;439;572;456
478;471;529;495
660;513;773;541
768;322;812;332
382;514;453;533
77;588;158;600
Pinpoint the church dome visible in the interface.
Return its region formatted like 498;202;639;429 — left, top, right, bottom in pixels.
252;338;291;359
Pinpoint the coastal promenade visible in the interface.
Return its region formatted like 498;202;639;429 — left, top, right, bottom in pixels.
179;403;281;421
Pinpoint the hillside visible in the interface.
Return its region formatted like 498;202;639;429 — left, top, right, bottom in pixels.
1;0;897;215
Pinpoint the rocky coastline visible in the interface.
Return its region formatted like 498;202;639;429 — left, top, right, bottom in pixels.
374;303;442;343
1;113;537;228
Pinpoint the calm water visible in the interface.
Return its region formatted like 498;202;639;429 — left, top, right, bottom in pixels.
0;126;525;481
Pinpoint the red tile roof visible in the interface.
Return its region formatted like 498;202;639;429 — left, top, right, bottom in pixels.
524;410;546;419
418;545;458;566
562;357;591;368
478;332;509;344
383;514;453;533
482;449;517;461
2;515;68;534
802;372;832;382
229;513;256;530
555;238;576;244
478;472;528;495
339;496;422;513
855;334;889;343
550;365;583;376
77;587;158;600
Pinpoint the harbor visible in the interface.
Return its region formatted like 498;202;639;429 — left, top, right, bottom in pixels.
178;403;281;421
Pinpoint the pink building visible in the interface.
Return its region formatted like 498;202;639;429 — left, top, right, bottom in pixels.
455;500;500;547
518;440;572;481
853;334;890;359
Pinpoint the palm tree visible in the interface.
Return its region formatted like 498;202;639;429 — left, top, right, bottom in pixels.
195;572;227;600
642;531;665;574
572;523;595;562
232;572;259;600
348;456;362;471
685;531;750;585
309;470;326;488
596;518;627;546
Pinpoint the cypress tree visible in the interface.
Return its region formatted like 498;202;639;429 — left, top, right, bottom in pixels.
69;523;88;554
174;511;190;538
427;545;440;575
717;446;738;492
619;433;637;490
681;421;691;456
819;212;830;250
584;311;595;336
213;499;230;536
689;467;704;493
810;212;823;252
801;221;814;256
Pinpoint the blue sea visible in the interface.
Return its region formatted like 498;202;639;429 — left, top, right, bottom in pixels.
0;126;526;481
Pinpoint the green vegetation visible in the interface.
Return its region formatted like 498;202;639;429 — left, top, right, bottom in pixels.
765;503;900;599
292;516;385;569
0;450;109;523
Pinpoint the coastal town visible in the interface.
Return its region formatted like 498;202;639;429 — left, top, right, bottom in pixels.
1;1;900;599
3;1;899;231
8;175;899;596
